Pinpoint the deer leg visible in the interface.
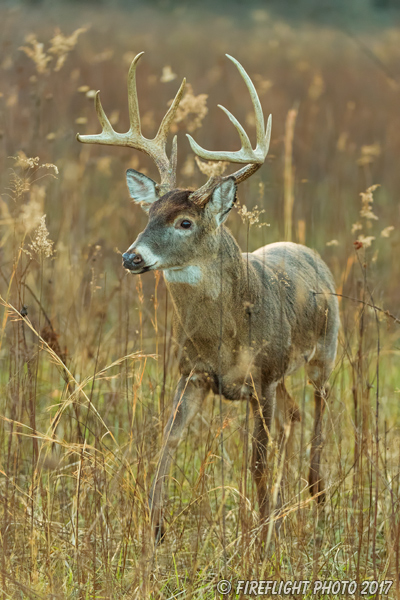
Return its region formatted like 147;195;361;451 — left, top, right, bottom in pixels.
276;380;301;454
250;384;276;521
275;381;301;505
150;374;209;542
308;385;327;502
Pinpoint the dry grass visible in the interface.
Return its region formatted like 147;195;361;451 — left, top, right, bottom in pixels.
0;2;400;598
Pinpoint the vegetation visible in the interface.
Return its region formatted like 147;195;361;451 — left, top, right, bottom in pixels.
0;2;399;598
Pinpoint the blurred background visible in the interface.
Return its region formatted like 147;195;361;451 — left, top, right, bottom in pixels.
1;0;400;597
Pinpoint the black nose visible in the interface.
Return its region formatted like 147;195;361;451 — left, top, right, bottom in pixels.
122;252;143;269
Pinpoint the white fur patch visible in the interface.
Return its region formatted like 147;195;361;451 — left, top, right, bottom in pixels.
131;244;162;268
163;265;202;285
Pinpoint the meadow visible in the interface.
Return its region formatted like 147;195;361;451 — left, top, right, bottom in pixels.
0;1;399;598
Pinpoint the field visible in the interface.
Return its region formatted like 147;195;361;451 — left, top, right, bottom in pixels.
0;1;400;598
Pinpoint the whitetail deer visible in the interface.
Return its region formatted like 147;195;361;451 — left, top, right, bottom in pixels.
77;52;339;542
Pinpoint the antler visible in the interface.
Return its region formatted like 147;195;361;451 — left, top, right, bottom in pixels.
77;52;186;195
187;54;271;205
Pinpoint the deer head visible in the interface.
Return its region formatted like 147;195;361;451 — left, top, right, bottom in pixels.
77;53;271;275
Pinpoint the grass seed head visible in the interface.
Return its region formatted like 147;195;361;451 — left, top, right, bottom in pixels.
27;214;54;259
194;155;228;178
236;202;269;228
20;34;52;74
170;83;208;133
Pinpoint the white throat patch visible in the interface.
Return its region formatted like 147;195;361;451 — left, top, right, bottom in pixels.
163;265;202;285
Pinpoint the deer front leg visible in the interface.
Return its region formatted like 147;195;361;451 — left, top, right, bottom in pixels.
275;381;301;506
308;386;327;503
150;373;210;543
250;384;276;522
275;380;301;454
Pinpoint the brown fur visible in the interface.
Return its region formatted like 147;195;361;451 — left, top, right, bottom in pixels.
149;190;202;223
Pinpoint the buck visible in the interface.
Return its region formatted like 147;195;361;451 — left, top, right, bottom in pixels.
77;52;339;541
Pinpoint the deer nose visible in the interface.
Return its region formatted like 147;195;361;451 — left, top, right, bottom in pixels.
122;252;143;269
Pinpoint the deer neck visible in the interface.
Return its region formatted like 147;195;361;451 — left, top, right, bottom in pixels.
162;226;257;380
163;226;247;305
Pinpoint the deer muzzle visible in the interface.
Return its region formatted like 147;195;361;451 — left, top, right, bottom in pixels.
122;251;143;271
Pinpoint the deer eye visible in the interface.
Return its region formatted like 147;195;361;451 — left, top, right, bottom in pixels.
179;219;192;230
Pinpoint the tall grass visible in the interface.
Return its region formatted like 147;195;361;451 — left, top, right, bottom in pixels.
0;2;399;598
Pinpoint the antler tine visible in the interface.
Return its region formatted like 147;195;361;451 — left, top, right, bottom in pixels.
126;51;144;136
226;54;268;158
187;55;272;204
75;91;117;145
156;78;186;146
77;52;186;194
187;54;271;164
95;92;114;135
188;104;253;161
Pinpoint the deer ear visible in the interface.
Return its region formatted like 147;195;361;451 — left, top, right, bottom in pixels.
205;178;237;226
126;169;158;213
